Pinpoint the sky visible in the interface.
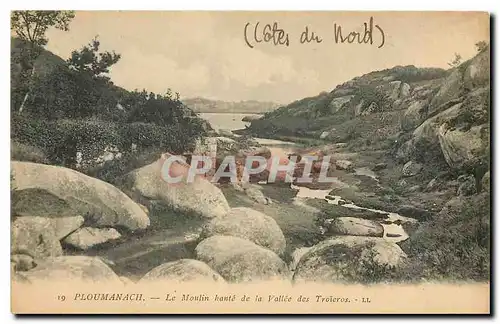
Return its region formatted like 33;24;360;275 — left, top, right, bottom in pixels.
44;11;489;104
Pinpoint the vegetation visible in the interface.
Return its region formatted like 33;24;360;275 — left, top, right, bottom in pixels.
10;11;208;179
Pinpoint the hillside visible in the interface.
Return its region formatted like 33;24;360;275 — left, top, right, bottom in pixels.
183;97;280;114
244;46;491;281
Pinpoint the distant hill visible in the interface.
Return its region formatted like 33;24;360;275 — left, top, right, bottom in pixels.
183;97;281;114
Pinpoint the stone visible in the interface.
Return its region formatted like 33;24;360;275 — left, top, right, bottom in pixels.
464;48;490;90
124;154;230;219
11;216;63;261
326;217;384;237
50;216;85;240
320;131;330;139
402;161;422;177
401;100;427;131
438;124;488;170
195;236;289;283
139;259;224;283
372;163;387;171
11;254;36;272
293;236;407;283
244;186;271;205
16;256;122;284
335;160;353;172
199;207;286;255
11;161;149;230
63;227;122;250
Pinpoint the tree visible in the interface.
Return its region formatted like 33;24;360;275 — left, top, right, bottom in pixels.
475;41;489;53
67;35;121;81
11;10;75;113
447;53;462;68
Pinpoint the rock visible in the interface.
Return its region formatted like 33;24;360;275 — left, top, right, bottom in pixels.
408;185;421;192
457;175;477;196
396;205;432;221
320;131;330;139
244;186;271;205
195;236;289;283
11;254;36;272
139;259;224;283
217;129;234;137
401;100;427;131
338;200;347;206
481;171;490;192
335;143;348;149
464;48;490;90
242;115;261;122
16;256;122;284
400;83;411;98
362;102;378;115
425;178;440;192
11;216;63;261
326;217;384;237
199;207;286;255
429;69;463;115
50;216;85;240
63;227;121;250
438;124;488;170
354;99;365;116
372;163;387;171
335;160;353;172
402;161;422;177
328;95;353;113
389;81;402;100
386;233;402;238
290;247;312;271
293;236;407;283
11;161;149;230
125;154;230;219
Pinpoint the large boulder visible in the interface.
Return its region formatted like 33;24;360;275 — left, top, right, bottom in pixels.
438;124;488;170
335;160;353;172
401;100;427;131
428;69;464;115
199;207;286;255
11;216;63;260
63;227;121;250
195;235;289;283
293;236;407;283
124;155;230;219
139;259;224;283
325;217;384;237
328;95;353;113
16;256;122;284
464;48;490;90
11;162;149;230
50;216;85;240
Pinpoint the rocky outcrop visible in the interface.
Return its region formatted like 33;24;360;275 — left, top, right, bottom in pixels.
464;48;490;90
328;95;354;113
11;162;149;230
63;227;121;250
199;207;286;255
325;217;384;237
139;259;224;283
50;216;85;240
438;124;488;170
16;256;122;284
195;235;289;283
293;236;407;283
124;155;230;219
457;174;477;196
11;216;63;260
401;100;427;131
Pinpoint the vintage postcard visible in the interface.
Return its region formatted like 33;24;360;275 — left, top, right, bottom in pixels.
10;11;490;314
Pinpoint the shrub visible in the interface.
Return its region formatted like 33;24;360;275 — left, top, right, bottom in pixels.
399;193;490;281
11;141;48;164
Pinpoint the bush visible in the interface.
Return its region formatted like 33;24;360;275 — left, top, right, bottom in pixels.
399;193;490;281
11;141;48;164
